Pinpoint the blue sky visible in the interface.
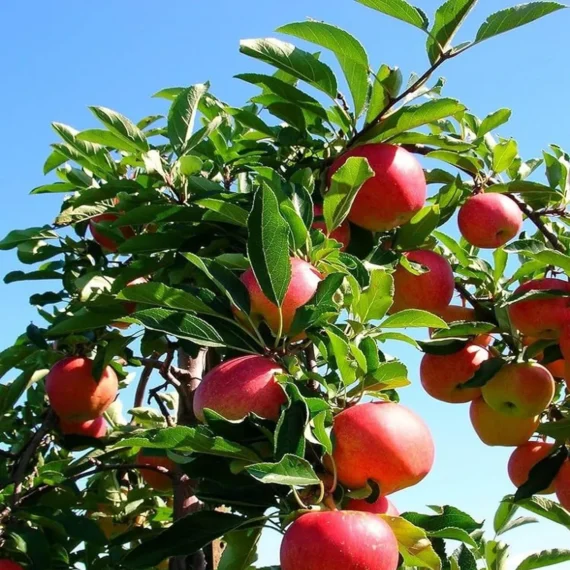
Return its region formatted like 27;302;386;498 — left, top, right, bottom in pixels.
1;0;569;567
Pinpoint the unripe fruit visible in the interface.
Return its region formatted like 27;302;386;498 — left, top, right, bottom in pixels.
508;278;570;339
89;213;134;252
240;258;322;334
346;495;399;516
555;460;570;510
0;562;24;570
312;204;351;251
469;398;539;447
280;511;399;570
328;143;426;232
481;362;555;418
391;250;454;314
45;357;118;422
328;402;434;494
458;193;523;248
193;355;286;422
508;442;556;494
420;344;491;403
137;450;175;491
60;416;107;438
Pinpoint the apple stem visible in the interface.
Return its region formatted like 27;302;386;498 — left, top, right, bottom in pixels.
324;453;338;495
292;486;311;510
323;495;338;511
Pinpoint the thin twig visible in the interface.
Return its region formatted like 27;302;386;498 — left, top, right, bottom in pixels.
133;363;154;410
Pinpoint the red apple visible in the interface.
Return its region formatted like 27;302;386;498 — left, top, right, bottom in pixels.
312;204;351;251
0;562;24;570
137;450;175;492
328;143;426;232
328;402;434;494
240;258;322;334
193;355;287;422
508;278;570;339
508;442;556;494
45;357;118;422
481;362;555;418
469;397;539;447
89;213;135;252
420;344;491;403
391;250;454;314
555;460;570;510
545;359;566;380
346;495;399;516
458;193;523;249
280;511;399;570
60;416;107;438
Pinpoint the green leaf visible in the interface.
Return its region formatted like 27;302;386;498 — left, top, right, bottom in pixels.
366;65;402;124
381;516;442;570
396;205;441;249
475;3;566;44
47;310;121;336
246;454;320;486
382;309;448;329
118;232;190;254
240;38;337;98
115;204;203;226
356;0;429;30
426;0;478;64
196;198;249;227
43;148;68;174
122;512;250;568
427;150;483;174
428;527;477;548
418;337;470;355
117;282;223;317
489;180;560;197
277;21;369;116
514;446;568;501
30;182;76;195
516;549;570;570
323;156;375;233
77;128;142;153
390;132;473;152
530;250;570;274
326;329;356;385
478;109;512;136
493;139;518;172
274;385;308;460
498;516;538;535
454;544;477;570
511;494;570;529
89;106;149;152
537;418;570;439
0;227;58;250
247;185;291;307
4;270;62;284
312;410;333;454
168;84;209;155
404;505;482;533
363;98;466;143
354;269;394;322
493;501;519;535
461;358;506;389
432;321;496;339
218;528;262;570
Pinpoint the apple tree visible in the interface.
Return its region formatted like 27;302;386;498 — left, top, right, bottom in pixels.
2;1;570;569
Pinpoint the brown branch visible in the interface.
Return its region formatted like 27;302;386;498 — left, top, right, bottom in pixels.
133;363;154;411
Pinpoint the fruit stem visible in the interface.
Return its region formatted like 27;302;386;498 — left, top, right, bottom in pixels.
323;495;338;511
292;486;311;510
324;453;338;495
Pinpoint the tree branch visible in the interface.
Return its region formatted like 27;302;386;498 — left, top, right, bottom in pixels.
133;362;155;411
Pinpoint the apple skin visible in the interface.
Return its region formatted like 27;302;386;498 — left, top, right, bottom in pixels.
328;143;426;232
391;250;454;314
137;450;175;491
89;213;134;252
346;495;399;516
555;460;570;510
545;359;566;380
508;442;556;494
59;416;107;438
240;258;322;334
469;397;539;447
481;362;555;418
420;344;491;404
280;511;399;570
45;357;118;422
458;193;523;249
508;278;570;339
193;355;286;422
0;561;24;570
328;402;435;494
312;204;351;251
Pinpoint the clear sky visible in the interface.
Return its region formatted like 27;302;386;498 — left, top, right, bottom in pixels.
1;1;569;568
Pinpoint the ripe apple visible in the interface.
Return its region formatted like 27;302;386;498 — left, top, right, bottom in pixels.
391;250;454;314
346;495;399;516
312;204;351;250
240;258;322;334
280;511;399;570
545;359;566;380
508;278;570;339
193;355;286;422
137;450;175;491
481;362;555;418
508;441;556;494
555;460;570;510
560;323;570;360
458;193;523;249
0;562;24;570
59;416;107;438
45;357;119;422
328;143;426;232
420;344;491;404
327;402;434;494
469;397;539;446
89;213;134;252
